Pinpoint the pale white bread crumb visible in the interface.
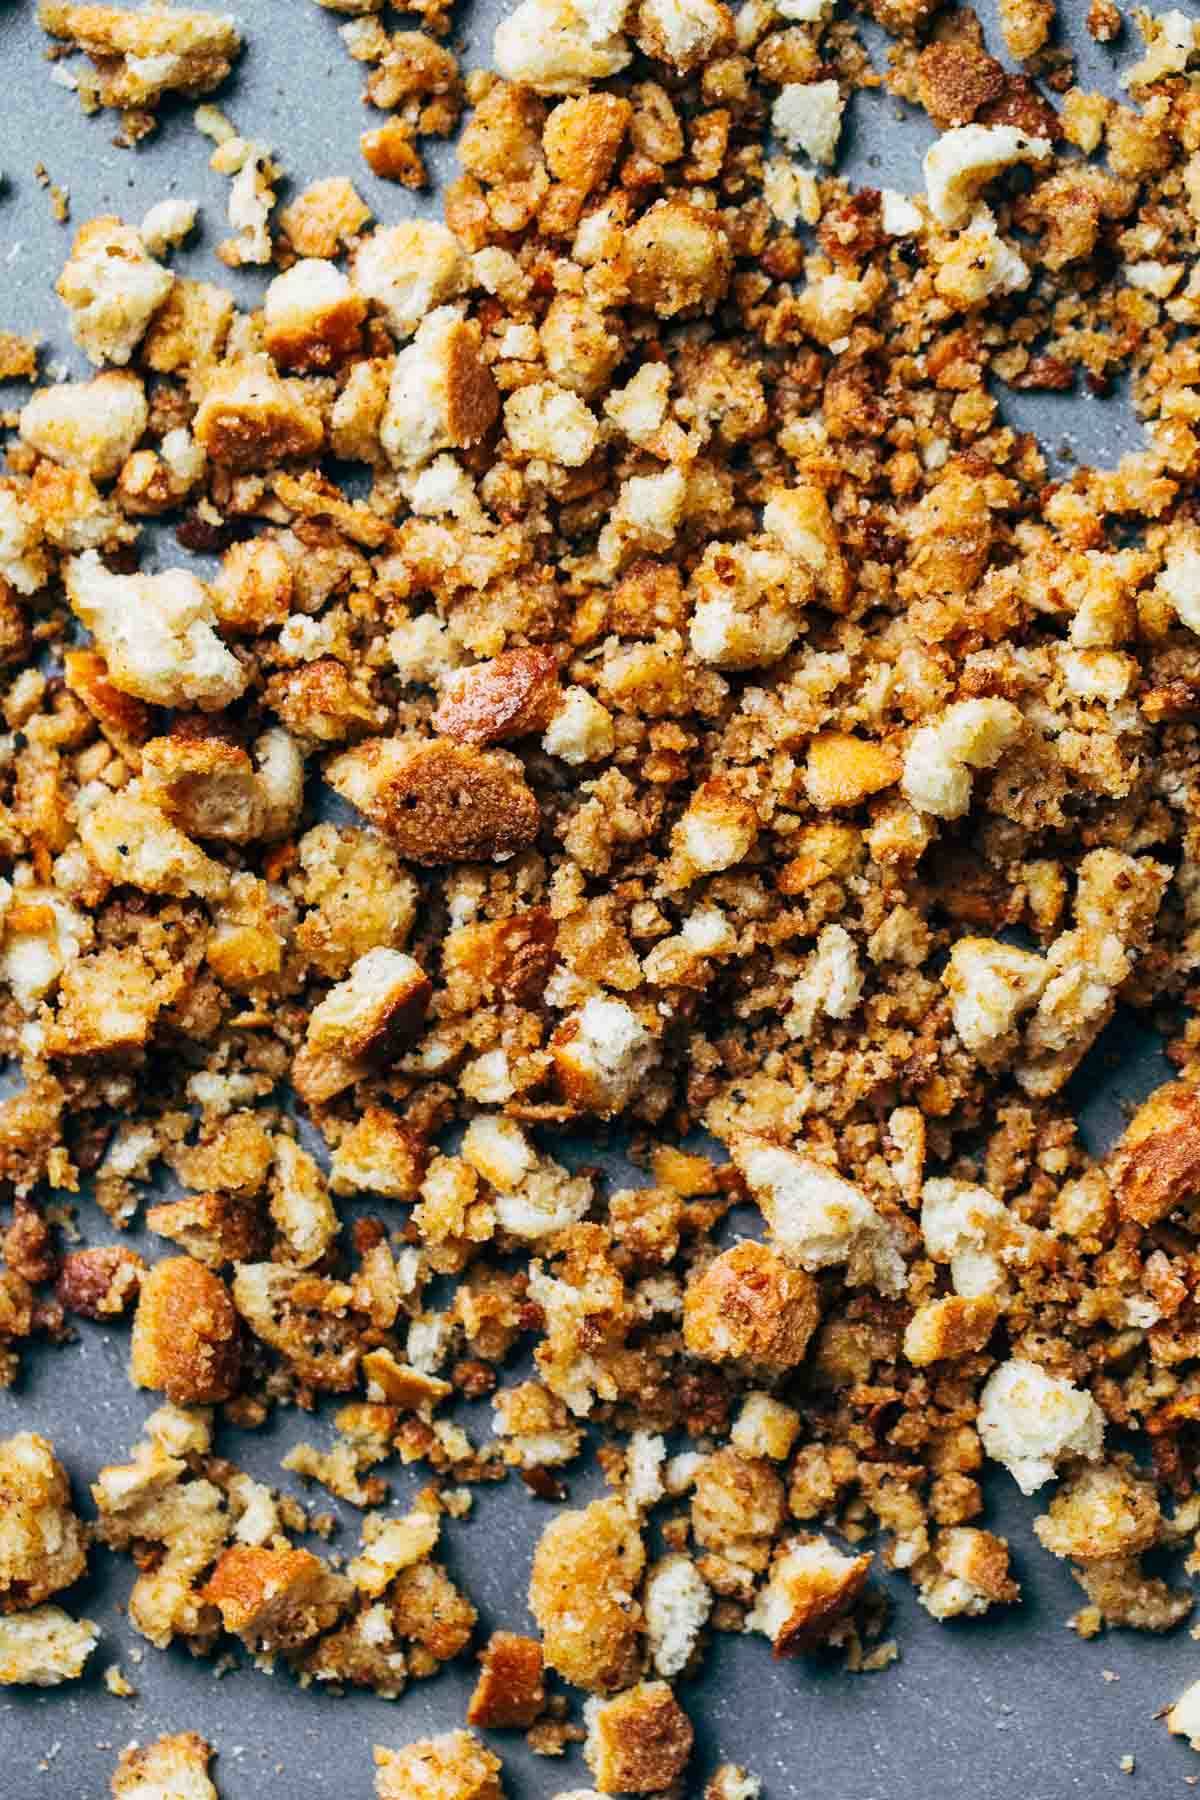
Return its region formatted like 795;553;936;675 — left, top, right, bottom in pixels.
347;1508;440;1596
644;1552;711;1676
64;550;246;710
494;0;632;93
1167;1677;1200;1750
1157;527;1200;633
943;936;1048;1062
494;1160;592;1240
733;1137;906;1295
1125;259;1184;297
787;922;862;1039
977;1358;1105;1495
270;1137;337;1268
255;726;305;840
1123;8;1197;87
933;205;1031;305
0;484;50;596
599;465;687;571
389;611;466;684
402;455;484;526
505;381;598;468
542;687;615;766
626;1430;666;1510
461;1115;536;1191
1058;647;1136;702
604;362;670;446
763;157;819;228
0;1606;97;1685
777;0;830;15
880;188;923;235
731;1392;802;1461
56;216;174;367
0;888;90;1011
140;198;199;256
352;222;470;340
20;372;147;482
552;995;658;1115
919;1176;1028;1298
901;698;1023;820
923;123;1051;229
220;140;276;266
771;80;844;165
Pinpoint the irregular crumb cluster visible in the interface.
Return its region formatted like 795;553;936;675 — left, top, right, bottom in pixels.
11;0;1200;1788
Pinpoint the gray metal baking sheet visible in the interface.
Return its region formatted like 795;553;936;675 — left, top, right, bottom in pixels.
2;0;1200;1794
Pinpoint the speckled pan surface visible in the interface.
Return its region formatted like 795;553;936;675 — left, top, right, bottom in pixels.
0;1;1198;1795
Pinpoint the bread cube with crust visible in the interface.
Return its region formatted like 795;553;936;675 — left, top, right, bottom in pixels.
43;944;178;1057
916;1527;1018;1621
903;1294;999;1366
0;1606;97;1686
292;947;432;1106
65;552;245;711
494;0;632;94
434;648;561;745
20;372;147;481
131;1257;241;1405
747;1537;872;1654
635;0;733;70
110;1732;217;1800
1109;1079;1200;1226
330;1106;427;1198
0;484;47;598
203;1544;352;1652
142;732;267;843
192;357;324;471
353;222;471;341
625;199;732;317
0;1432;89;1612
670;778;758;880
80;787;230;902
37;4;241;113
263;259;366;372
731;1393;802;1461
977;1358;1105;1495
583;1681;693;1794
381;307;499;469
145;1191;266;1269
374;1732;505;1800
327;736;540;865
56;216;173;367
467;1630;546;1727
529;1497;645;1692
683;1241;819;1370
551;996;658;1116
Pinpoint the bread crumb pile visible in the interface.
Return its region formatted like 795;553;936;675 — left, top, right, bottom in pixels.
10;0;1200;1790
